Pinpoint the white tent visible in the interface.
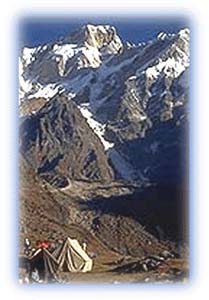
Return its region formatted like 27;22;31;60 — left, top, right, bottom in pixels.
57;237;93;273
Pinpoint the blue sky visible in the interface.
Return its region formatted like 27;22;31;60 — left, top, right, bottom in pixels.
19;16;189;48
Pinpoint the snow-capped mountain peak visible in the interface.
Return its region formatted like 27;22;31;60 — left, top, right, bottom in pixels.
64;24;123;52
19;24;190;180
19;25;189;104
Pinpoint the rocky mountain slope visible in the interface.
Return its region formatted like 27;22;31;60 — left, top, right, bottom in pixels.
19;24;189;280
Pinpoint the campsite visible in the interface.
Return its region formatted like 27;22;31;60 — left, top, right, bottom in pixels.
19;234;188;284
19;237;94;283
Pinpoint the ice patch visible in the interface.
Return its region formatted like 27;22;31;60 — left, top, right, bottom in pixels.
27;83;59;100
146;56;189;81
178;28;190;40
21;47;36;66
157;32;167;41
79;104;114;150
52;44;78;75
53;44;77;60
19;58;33;102
128;75;137;81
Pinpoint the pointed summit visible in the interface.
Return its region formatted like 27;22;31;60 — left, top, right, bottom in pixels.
64;24;123;53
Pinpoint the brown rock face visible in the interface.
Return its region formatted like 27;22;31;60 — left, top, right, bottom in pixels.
20;93;114;187
19;97;46;117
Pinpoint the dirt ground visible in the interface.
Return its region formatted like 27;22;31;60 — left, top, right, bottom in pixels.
19;257;189;284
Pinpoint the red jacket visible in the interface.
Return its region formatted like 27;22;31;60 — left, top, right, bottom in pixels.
37;241;49;248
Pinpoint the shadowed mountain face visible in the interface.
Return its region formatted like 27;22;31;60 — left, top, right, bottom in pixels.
20;94;114;186
79;183;188;243
19;24;189;275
